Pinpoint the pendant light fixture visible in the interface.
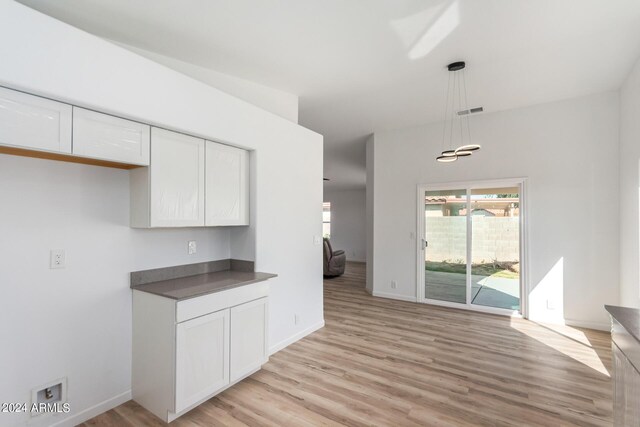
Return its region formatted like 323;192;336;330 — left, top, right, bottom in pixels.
436;61;482;163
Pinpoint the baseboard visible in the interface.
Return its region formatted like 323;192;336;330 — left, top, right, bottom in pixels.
372;291;417;302
346;259;366;264
51;390;131;427
564;318;610;332
269;319;325;355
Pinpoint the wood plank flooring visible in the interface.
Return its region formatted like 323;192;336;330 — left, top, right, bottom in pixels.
82;262;612;426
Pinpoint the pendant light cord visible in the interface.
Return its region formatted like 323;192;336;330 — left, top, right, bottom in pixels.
448;69;457;152
441;70;452;154
457;69;464;147
462;68;472;145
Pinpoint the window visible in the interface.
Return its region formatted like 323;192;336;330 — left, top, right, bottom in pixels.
322;202;331;238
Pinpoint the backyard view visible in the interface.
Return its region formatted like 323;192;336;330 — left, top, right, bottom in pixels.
424;187;520;311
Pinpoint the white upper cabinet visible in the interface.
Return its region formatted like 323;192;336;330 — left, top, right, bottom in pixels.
0;86;72;153
72;107;150;165
131;128;205;228
150;128;205;227
205;141;249;226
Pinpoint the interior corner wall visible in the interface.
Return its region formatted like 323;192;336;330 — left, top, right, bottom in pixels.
113;41;300;124
323;188;366;262
365;135;375;294
620;57;640;309
0;2;323;427
370;92;620;329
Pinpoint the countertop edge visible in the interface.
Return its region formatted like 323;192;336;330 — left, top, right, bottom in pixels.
605;304;640;343
131;271;278;301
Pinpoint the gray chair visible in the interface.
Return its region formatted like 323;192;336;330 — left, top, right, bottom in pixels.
323;238;346;277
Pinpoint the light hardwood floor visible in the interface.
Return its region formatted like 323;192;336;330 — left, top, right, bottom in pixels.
82;262;612;426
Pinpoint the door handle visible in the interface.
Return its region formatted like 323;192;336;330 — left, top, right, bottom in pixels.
422;239;428;250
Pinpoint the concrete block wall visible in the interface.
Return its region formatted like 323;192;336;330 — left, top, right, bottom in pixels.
425;216;519;263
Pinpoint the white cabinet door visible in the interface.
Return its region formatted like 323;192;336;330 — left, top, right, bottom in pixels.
205;141;249;226
230;297;268;382
0;86;71;153
72;107;150;165
175;309;230;413
150;128;205;227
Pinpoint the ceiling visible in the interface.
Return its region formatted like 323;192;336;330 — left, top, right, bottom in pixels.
17;0;640;190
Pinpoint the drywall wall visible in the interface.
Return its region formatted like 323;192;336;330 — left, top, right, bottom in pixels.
0;155;231;426
113;41;299;123
366;134;375;293
368;92;620;329
620;57;640;309
323;189;366;262
0;2;323;426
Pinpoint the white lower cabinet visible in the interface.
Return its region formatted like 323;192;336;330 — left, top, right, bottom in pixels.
132;283;269;423
230;297;269;382
175;310;230;413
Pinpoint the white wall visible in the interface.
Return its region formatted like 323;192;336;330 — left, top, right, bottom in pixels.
113;41;299;124
323;189;366;262
620;57;640;309
366;134;375;293
0;155;231;426
0;2;323;426
369;92;620;329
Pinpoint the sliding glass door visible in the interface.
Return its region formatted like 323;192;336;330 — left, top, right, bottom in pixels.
420;181;523;315
424;189;468;304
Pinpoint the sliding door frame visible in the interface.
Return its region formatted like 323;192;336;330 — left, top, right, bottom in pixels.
416;177;529;318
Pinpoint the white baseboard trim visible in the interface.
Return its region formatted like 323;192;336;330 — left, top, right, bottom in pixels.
269;320;325;355
346;259;366;264
564;318;610;332
372;291;417;303
51;390;131;427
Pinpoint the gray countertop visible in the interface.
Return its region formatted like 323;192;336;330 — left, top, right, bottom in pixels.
605;305;640;343
130;259;276;301
132;270;277;300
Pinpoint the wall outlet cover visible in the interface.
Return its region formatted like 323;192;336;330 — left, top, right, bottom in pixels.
313;236;323;245
188;240;197;255
49;249;65;269
31;377;67;417
391;280;397;289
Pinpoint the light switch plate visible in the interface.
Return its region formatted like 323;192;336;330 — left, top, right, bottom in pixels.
188;241;197;255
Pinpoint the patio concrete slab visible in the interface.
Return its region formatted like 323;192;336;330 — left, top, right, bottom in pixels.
425;270;520;310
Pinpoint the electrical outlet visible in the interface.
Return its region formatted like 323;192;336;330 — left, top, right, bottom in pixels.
294;314;300;325
188;241;197;255
391;280;397;289
546;299;556;310
50;249;65;269
313;236;323;245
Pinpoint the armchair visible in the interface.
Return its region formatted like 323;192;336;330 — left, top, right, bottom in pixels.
323;238;346;277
